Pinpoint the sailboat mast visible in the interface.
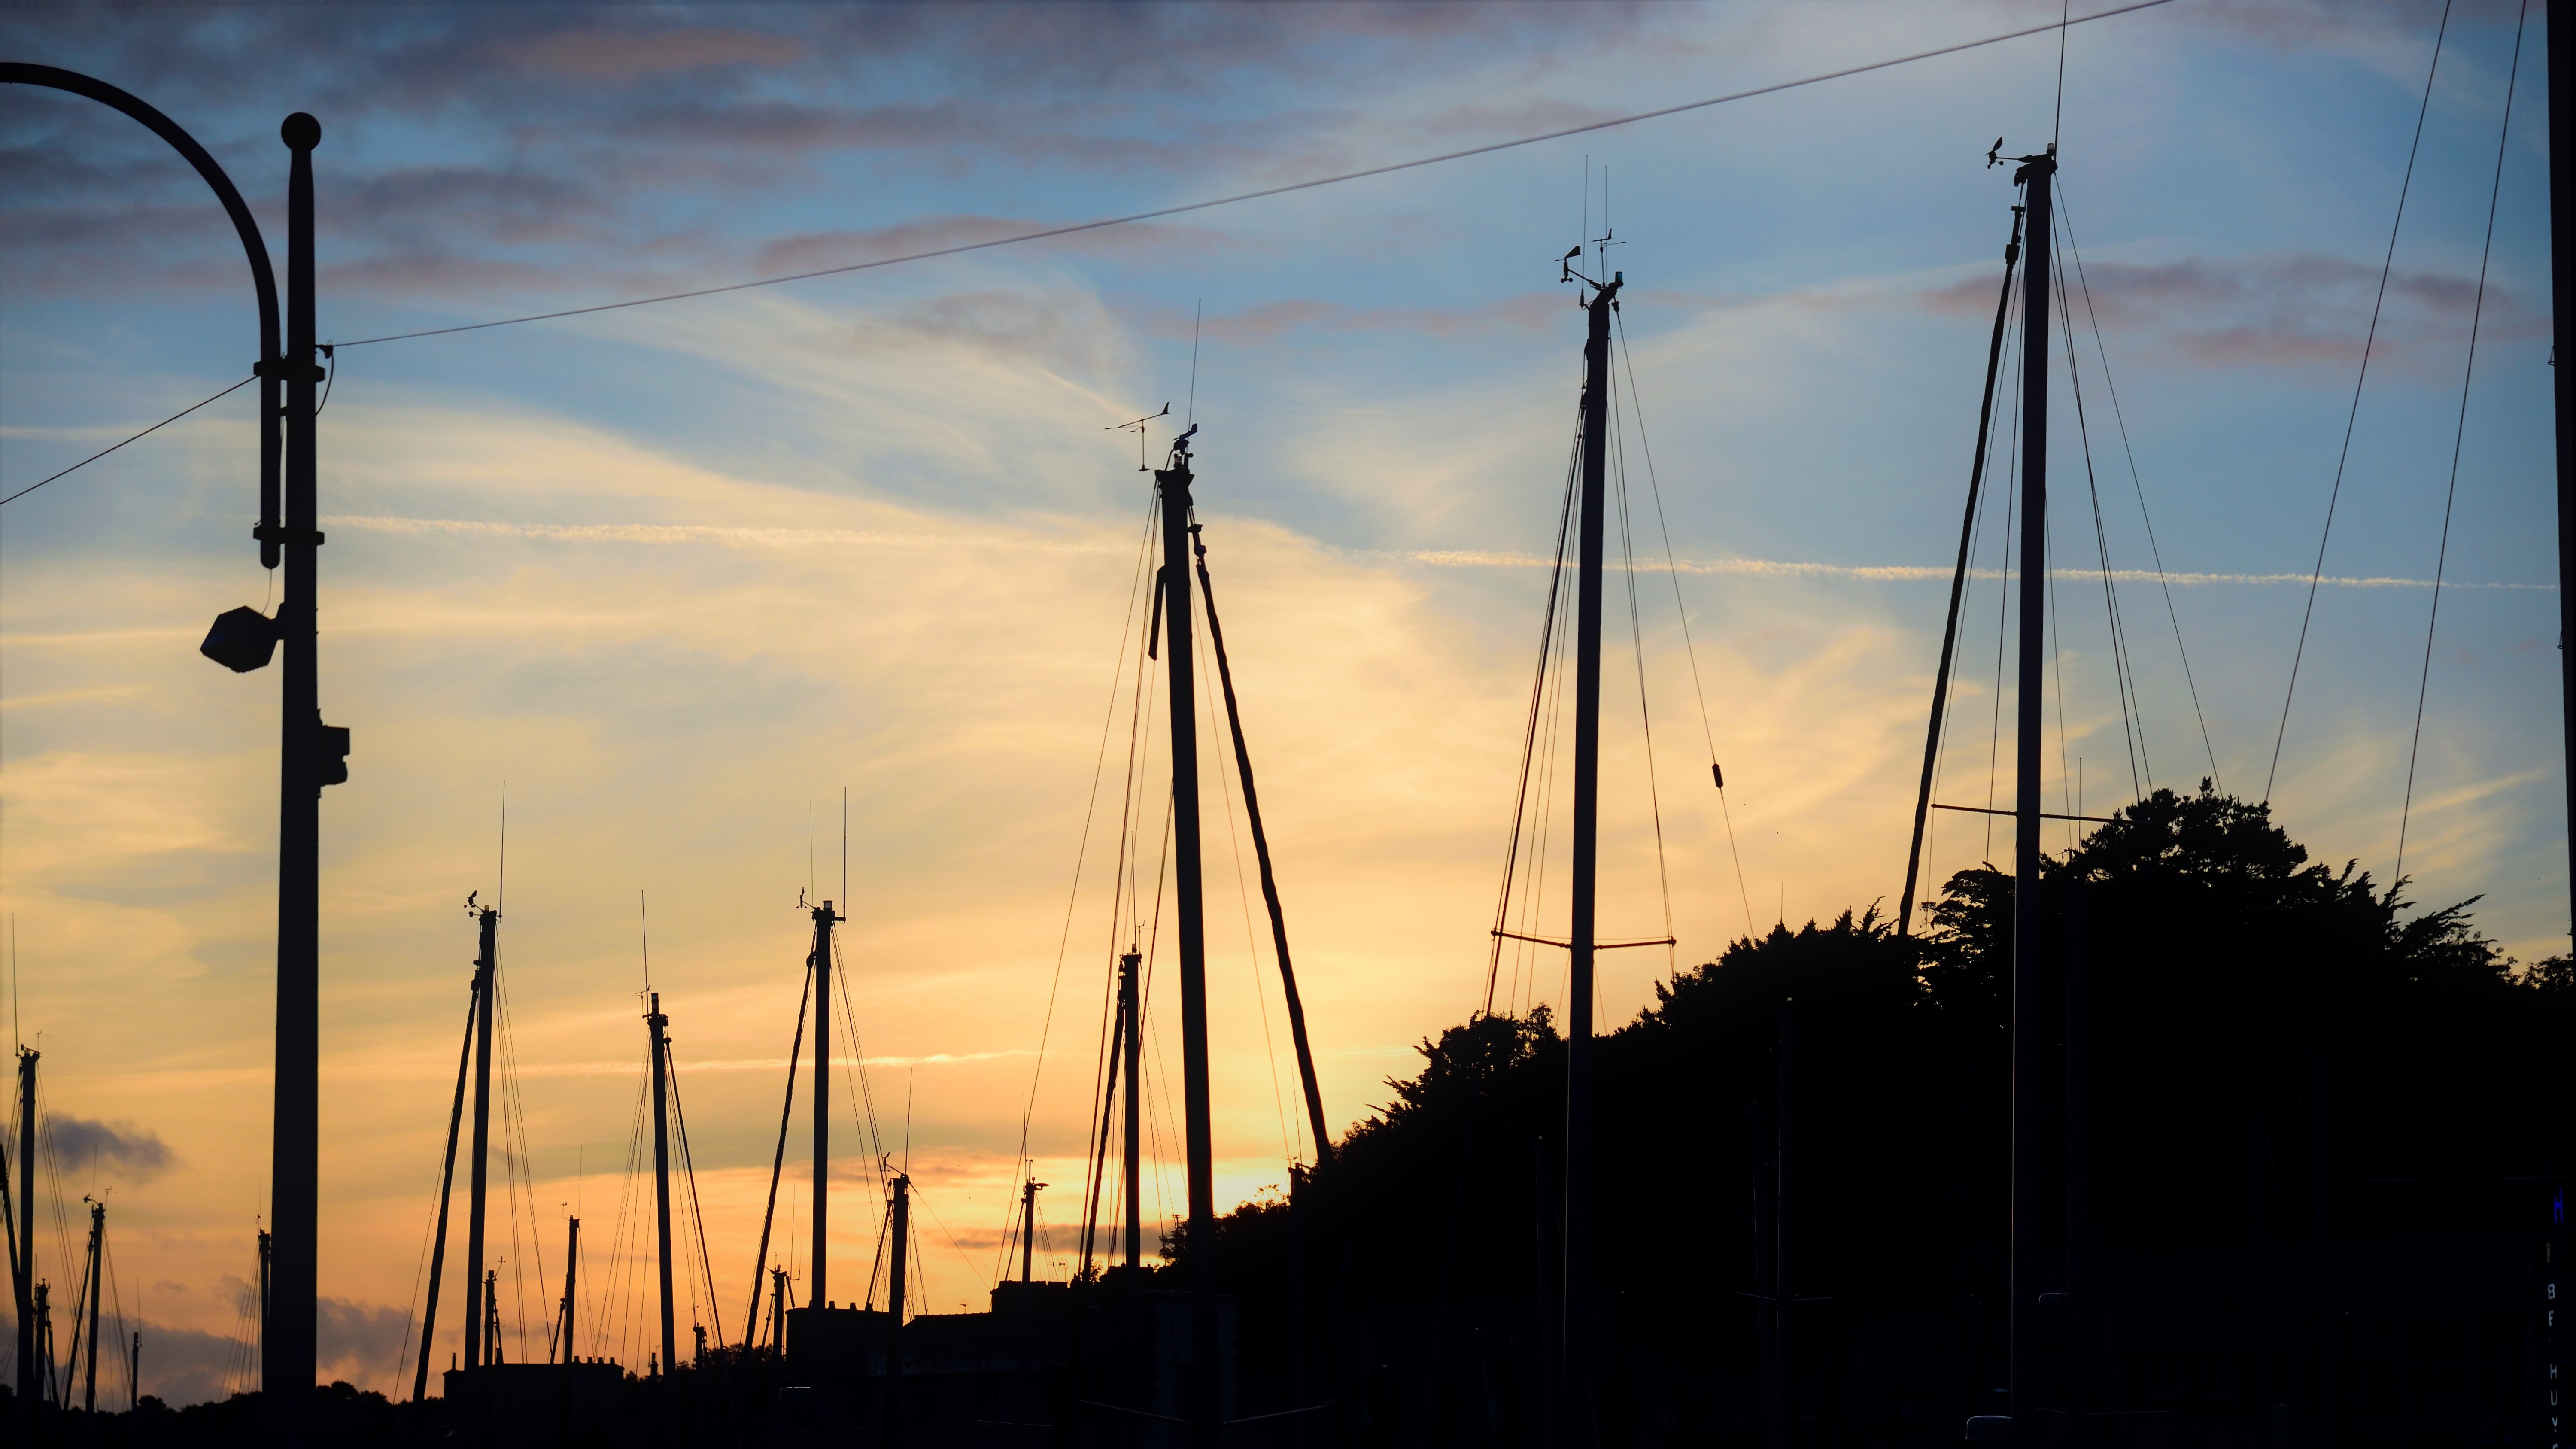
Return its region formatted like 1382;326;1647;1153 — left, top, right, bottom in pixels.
558;1217;579;1364
1563;264;1622;1443
1153;434;1221;1446
1019;1177;1042;1284
82;1199;101;1414
648;992;677;1383
888;1173;911;1321
885;1170;911;1444
809;902;840;1310
256;1228;271;1385
462;904;498;1373
2008;146;2057;1438
770;1266;787;1350
414;976;477;1401
15;1046;35;1439
1120;951;1143;1271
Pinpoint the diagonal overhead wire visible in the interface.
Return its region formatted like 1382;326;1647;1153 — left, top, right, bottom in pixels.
333;0;2178;350
0;374;253;508
2265;0;2453;804
2396;0;2526;885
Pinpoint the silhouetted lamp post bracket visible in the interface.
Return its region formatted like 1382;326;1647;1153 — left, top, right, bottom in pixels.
0;63;284;565
0;68;329;1441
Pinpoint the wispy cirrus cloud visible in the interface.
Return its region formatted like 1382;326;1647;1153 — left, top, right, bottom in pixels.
1391;548;2553;591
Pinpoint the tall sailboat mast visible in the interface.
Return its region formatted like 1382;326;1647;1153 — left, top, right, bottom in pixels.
1120;949;1143;1271
557;1216;579;1363
1018;1176;1043;1284
807;899;841;1310
462;901;498;1374
15;1046;36;1440
648;992;677;1383
1152;431;1221;1445
1561;257;1622;1443
2007;143;2057;1443
82;1199;102;1414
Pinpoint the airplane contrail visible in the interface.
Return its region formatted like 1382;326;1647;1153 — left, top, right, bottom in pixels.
1389;549;2552;591
324;517;2551;592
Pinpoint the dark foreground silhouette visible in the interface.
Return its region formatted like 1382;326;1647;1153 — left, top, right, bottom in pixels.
22;788;2558;1446
1188;786;2567;1443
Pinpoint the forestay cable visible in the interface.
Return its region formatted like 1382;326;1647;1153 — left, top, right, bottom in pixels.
1613;312;1757;942
2266;0;2454;804
2396;0;2527;883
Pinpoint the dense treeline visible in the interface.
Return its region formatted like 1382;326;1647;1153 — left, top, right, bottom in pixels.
1179;786;2570;1422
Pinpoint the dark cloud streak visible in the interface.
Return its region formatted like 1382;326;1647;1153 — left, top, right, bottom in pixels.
0;3;1653;312
1917;251;2541;375
47;1113;176;1182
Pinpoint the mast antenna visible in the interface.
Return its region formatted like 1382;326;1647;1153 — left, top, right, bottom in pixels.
1106;404;1171;472
1186;301;1204;425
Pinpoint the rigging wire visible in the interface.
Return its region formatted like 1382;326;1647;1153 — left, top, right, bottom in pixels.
1007;486;1158;1281
2045;527;2077;851
1982;308;2028;860
1909;204;2024;928
595;1069;650;1364
1482;434;1581;1016
327;1;2178;353
1613;311;1757;942
492;955;550;1364
2054;185;2224;791
2266;0;2454;804
741;959;812;1347
2049;204;2148;800
2052;0;2072;149
391;986;479;1396
1078;497;1163;1273
2396;0;2527;884
1606;343;1679;972
662;1043;731;1348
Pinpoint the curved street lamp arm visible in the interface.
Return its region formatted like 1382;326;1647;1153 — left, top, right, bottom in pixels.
0;62;283;567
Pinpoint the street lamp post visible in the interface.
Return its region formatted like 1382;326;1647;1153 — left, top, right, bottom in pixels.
0;68;340;1444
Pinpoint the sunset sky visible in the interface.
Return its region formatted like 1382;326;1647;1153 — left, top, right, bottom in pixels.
0;0;2560;1406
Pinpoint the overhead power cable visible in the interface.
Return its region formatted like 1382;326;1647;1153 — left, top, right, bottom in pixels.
331;0;2177;351
0;374;252;508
